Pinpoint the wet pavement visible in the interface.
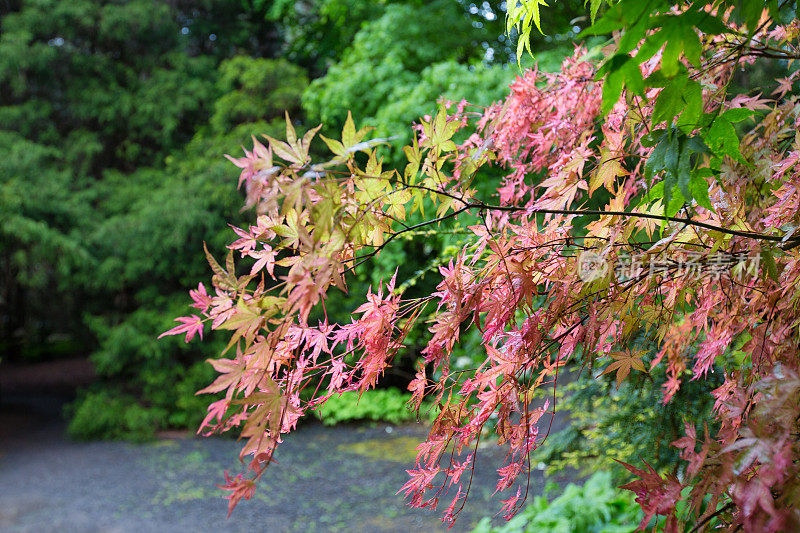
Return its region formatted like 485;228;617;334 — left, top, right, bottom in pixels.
0;393;567;533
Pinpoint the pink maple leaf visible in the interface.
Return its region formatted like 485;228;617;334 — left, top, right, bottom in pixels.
189;283;211;313
497;488;522;521
217;472;256;517
158;315;204;342
618;459;683;530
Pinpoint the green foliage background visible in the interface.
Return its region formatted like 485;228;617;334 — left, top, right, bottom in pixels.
471;471;644;533
1;0;546;437
0;0;716;485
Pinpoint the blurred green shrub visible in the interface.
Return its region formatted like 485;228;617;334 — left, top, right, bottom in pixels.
534;361;720;480
66;390;165;442
470;471;643;533
316;388;429;426
302;0;488;128
65;55;309;440
211;56;308;132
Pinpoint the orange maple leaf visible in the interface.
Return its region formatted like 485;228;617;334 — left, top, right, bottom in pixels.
601;349;648;389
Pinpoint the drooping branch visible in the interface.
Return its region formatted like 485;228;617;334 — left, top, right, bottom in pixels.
371;179;795;249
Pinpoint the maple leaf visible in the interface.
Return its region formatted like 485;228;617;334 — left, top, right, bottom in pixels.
224;136;274;189
601;349;647;389
248;245;276;277
164;12;800;527
198;399;229;434
228;224;258;253
407;361;427;410
589;144;627;196
197;357;245;400
158;315;204;343
320;110;376;160
618;460;684;530
398;466;440;506
189;282;211;313
263;112;321;167
771;76;795;98
497;488;522;521
218;472;256;517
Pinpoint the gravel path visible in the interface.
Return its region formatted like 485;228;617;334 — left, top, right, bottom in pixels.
0;394;569;533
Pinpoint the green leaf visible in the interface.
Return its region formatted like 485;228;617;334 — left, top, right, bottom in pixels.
722;108;756;123
638;180;665;207
645;129;709;215
651;72;702;132
644;130;672;179
694;11;732;35
706;110;752;164
527;0;548;34
618;14;651;55
204;242;225;279
582;0;657;36
600;55;644;113
665;185;686;218
676;140;692;198
652;73;688;125
635;28;669;64
587;0;604;23
507;0;550;63
581;4;627;35
641;128;667;147
660;20;698;76
677;80;703;132
760;248;779;282
342;110;358;147
736;0;765;33
689;176;713;211
320;135;345;157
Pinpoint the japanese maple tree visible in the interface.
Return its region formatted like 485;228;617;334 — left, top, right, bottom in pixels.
162;1;800;530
